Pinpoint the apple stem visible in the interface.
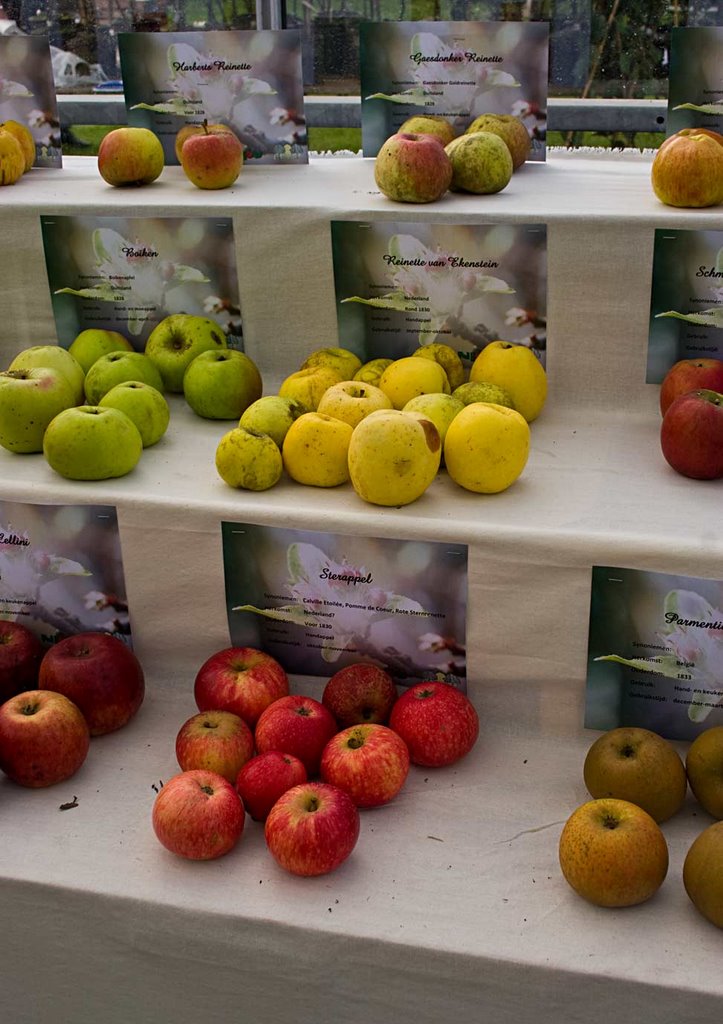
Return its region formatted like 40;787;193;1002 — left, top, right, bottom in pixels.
202;119;209;136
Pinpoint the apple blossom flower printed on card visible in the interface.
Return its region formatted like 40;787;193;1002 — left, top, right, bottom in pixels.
585;566;723;741
332;221;547;367
118;30;307;165
222;525;467;688
40;215;241;349
360;21;548;158
0;502;131;644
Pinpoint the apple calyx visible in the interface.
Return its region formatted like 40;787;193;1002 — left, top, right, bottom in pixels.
304;794;320;812
202;720;219;731
620;744;636;758
20;699;40;716
602;813;620;830
200;784;214;795
296;706;313;717
346;732;365;750
414;687;436;700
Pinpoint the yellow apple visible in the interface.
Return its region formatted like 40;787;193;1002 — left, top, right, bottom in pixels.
583;727;687;823
469;341;547;422
398;115;457;147
412;342;466;389
316;380;392;428
378;356;450;409
278;366;343;411
465;113;531;170
443;402;530;494
686;726;723;819
215;426;283;491
282;412;353;487
444;131;513;194
452;380;515;409
558;798;669;908
683;821;723;929
0;129;25;185
353;358;393;386
348;409;441;507
0;119;34;172
651;130;723;209
300;346;362;380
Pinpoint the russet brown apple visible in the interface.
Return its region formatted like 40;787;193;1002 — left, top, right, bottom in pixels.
686;726;723;819
683;821;723;928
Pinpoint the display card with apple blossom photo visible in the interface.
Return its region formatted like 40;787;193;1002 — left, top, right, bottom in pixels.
646;228;723;382
118;29;307;165
584;565;723;741
221;523;467;689
359;20;548;159
0;35;62;167
665;26;723;138
331;220;547;369
0;501;132;645
40;214;242;350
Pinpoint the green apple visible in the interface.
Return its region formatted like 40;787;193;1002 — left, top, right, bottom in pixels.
182;349;262;420
444;131;513;194
316;380;393;428
68;329;134;373
464;114;531;170
98;380;170;447
43;406;143;480
452;380;516;409
402;392;464;447
0;367;75;453
239;395;307;448
84;351;164;405
9;344;85;406
144;314;228;393
215;426;283;491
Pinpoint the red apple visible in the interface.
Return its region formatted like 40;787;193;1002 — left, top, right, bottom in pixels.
320;723;410;807
321;662;398;727
255;694;338;776
38;631;145;736
97;126;164;187
175;709;254;783
235;750;307;821
175;121;237;163
253;696;337;774
180;122;243;190
0;689;89;787
264;781;360;876
660;358;723;416
651;131;723;208
0;620;44;703
389;681;479;767
151;769;245;860
374;132;453;203
660;388;723;480
194;646;289;728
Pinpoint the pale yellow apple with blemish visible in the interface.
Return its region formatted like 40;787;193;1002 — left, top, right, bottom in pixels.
0;119;34;171
354;358;393;387
378;356;450;409
684;821;723;928
559;798;668;908
282;412;353;487
444;402;529;494
412;342;466;390
583;726;687;824
398;114;457;147
465;114;531;170
300;347;362;380
316;380;392;428
278;366;343;411
469;341;547;422
348;409;441;507
0;129;25;185
215;427;283;491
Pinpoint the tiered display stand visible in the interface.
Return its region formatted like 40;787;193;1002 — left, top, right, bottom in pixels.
1;151;722;1023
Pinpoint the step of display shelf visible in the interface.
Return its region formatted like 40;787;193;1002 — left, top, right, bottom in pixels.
1;669;720;1024
0;397;720;690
